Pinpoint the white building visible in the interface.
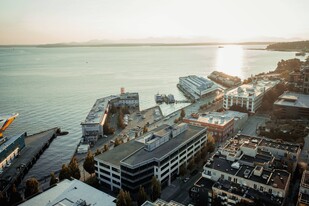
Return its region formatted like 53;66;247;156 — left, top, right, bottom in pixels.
179;75;219;100
20;179;116;206
223;79;279;113
95;123;207;192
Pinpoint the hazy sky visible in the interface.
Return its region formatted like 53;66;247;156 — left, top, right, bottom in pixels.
0;0;309;44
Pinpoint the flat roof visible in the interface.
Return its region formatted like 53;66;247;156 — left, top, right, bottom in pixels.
225;80;279;98
259;138;300;153
195;176;215;190
274;92;309;109
185;112;234;127
83;95;118;124
206;155;239;176
19;179;116;206
122;124;205;166
95;124;169;166
268;170;290;190
179;75;215;92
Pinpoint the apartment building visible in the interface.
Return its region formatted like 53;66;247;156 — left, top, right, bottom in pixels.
223;79;279;113
94;123;207;193
202;134;300;205
297;170;309;206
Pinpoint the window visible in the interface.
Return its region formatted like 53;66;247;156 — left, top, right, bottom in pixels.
260;186;263;192
269;188;272;194
221;174;224;179
254;184;257;189
228;176;231;181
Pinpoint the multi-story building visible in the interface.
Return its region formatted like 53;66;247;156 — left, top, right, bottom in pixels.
273;92;309;119
95;123;207;193
202;134;300;205
223;79;279;113
81;92;139;142
297;170;309;206
142;199;185;206
289;66;309;94
178;75;219;100
20;179;116;206
184;111;248;142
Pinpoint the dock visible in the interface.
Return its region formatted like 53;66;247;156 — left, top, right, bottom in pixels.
0;128;59;194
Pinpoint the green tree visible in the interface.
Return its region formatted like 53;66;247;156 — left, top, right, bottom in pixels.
24;178;40;198
116;189;132;206
59;164;71;181
137;186;148;206
151;176;161;201
49;172;58;186
83;151;95;176
9;184;22;205
69;156;81;180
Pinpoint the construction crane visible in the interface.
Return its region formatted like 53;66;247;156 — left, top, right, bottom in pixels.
0;113;19;138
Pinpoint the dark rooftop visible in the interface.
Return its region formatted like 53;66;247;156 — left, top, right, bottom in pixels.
194;177;215;190
206;156;239;176
122;124;206;166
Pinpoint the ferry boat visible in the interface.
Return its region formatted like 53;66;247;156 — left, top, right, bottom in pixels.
155;93;163;103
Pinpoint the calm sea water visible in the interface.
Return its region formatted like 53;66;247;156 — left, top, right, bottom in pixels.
0;45;305;179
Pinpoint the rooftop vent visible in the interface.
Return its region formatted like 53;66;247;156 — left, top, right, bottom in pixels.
231;162;240;169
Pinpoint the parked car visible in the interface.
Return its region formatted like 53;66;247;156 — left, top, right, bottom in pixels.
183;177;190;183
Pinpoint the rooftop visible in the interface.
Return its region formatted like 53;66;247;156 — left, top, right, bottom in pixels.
19;179;116;206
301;170;309;189
179;75;215;92
184;112;234;127
225;79;279;98
274;92;309;109
82;95;118;124
122;124;206;167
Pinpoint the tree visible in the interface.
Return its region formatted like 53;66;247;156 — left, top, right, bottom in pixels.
9;184;22;205
59;164;71;181
194;151;202;164
187;159;195;171
143;125;148;134
180;109;186;120
24;178;40;198
117;189;132;206
103;144;109;152
135;131;139;138
49;172;58;186
95;149;102;156
103;121;115;135
179;164;187;177
69;156;81;180
83;151;95;176
137;186;148;206
114;138;122;147
151;176;161;201
118;110;125;129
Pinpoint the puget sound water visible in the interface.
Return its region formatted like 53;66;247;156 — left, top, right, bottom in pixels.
0;45;305;180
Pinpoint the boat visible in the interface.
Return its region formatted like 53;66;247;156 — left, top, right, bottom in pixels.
155;93;163;103
218;46;224;48
168;94;175;103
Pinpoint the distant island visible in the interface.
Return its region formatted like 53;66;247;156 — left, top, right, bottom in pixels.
266;40;309;52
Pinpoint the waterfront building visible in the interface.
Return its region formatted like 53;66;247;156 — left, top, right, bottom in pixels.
208;71;241;88
223;79;279;113
94;123;207;193
202;134;300;205
81;92;139;142
0;113;25;170
19;179;116;206
273;92;309;119
297;170;309;206
183;111;248;142
178;75;219;100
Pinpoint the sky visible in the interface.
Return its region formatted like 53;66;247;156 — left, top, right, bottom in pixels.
0;0;309;45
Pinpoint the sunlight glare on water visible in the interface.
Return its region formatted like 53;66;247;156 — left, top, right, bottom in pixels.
216;45;244;78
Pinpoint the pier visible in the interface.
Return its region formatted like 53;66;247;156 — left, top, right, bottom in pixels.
0;128;59;194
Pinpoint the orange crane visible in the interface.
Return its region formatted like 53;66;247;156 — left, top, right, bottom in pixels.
0;113;19;138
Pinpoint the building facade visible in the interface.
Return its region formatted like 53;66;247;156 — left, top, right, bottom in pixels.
297;170;309;206
179;75;219;100
273;92;309;119
223;79;279;113
95;123;207;192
